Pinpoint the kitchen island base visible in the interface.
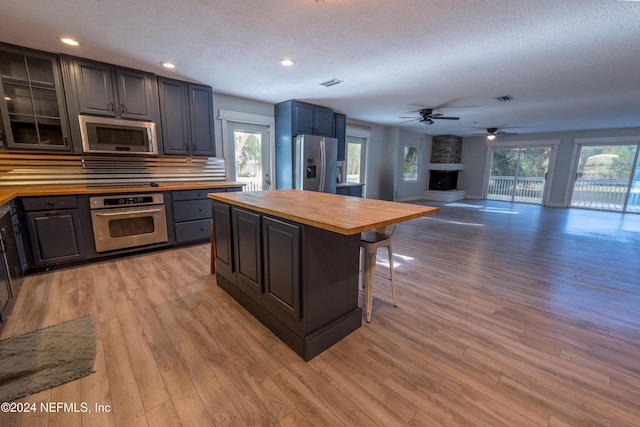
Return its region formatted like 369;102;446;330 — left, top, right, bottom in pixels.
212;199;363;360
217;273;362;361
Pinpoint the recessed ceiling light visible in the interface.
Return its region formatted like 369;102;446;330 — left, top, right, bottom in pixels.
279;58;296;67
161;62;176;69
58;37;80;47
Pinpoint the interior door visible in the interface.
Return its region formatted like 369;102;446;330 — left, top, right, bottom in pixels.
227;121;271;191
570;144;638;212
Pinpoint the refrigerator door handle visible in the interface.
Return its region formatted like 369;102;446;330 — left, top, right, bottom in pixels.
319;140;326;192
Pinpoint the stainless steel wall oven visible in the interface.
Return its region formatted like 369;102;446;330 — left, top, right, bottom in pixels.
89;193;168;252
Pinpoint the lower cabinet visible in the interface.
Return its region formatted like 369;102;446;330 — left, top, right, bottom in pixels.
23;196;85;267
173;188;224;244
233;208;263;296
173;187;243;244
336;185;363;197
262;216;301;319
214;201;302;323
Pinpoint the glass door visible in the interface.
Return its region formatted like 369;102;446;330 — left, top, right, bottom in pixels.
0;48;69;149
570;144;638;212
227;122;271;191
487;146;550;204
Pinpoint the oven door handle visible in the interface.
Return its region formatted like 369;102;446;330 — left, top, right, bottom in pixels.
93;208;164;217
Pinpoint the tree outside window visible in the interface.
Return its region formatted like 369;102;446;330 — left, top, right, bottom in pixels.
403;145;420;181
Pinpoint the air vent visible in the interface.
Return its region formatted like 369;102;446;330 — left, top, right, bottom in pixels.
495;95;514;102
320;78;343;87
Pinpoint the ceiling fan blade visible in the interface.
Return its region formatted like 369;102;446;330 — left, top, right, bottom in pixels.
432;116;460;120
398;118;420;124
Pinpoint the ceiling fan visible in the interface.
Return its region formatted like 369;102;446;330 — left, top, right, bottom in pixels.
399;108;460;125
473;127;518;140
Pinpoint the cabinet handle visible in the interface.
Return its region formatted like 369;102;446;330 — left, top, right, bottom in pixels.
108;102;114;112
0;130;4;143
185;143;189;151
121;104;126;115
45;211;59;216
192;143;196;152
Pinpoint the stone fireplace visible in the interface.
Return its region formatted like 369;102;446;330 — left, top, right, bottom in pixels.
424;134;466;201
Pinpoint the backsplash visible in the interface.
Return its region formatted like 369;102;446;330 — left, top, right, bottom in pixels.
0;152;226;188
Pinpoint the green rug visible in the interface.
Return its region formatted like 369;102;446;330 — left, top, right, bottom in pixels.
0;315;96;402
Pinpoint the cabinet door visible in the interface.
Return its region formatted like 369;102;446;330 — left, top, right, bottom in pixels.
334;113;346;161
292;102;314;135
348;186;363;197
262;216;301;319
189;84;215;156
158;77;190;155
232;208;262;297
116;68;154;120
314;106;334;137
0;47;71;150
74;60;116;116
26;209;85;266
0;254;10;321
0;212;23;290
212;201;234;277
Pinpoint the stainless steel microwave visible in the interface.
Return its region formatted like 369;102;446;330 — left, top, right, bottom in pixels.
78;115;158;155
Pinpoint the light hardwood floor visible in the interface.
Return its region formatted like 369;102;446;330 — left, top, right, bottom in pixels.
1;200;639;426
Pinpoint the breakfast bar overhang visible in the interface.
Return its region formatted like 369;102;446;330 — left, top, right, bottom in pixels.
208;189;439;360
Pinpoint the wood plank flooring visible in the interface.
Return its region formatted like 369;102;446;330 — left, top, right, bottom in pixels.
1;199;639;426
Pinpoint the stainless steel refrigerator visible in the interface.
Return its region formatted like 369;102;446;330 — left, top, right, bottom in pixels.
293;135;337;193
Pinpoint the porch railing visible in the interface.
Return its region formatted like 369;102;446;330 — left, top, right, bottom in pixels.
235;176;263;191
487;176;545;203
570;179;640;211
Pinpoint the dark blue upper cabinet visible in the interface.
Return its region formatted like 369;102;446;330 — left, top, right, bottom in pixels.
158;77;215;157
72;58;156;121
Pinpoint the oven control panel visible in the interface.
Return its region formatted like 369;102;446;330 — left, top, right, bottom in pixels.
89;193;164;209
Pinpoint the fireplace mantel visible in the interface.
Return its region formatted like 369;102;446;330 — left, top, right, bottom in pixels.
428;163;465;171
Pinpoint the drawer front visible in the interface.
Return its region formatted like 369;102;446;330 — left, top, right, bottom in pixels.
22;196;78;211
175;219;210;243
172;188;225;202
173;199;211;222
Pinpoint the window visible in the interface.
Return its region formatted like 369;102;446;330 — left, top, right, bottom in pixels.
346;136;366;183
403;145;420;181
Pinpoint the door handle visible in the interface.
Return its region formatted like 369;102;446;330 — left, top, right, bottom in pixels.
94;208;162;217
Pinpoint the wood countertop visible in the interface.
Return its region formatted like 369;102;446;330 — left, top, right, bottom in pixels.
208;189;439;235
0;181;244;206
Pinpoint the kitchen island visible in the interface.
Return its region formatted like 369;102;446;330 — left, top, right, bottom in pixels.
208;189;438;360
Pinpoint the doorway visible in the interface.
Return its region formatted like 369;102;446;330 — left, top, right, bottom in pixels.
570;144;639;212
486;146;551;204
225;121;272;191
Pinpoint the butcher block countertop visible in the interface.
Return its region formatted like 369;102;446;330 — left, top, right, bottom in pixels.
208;189;439;235
0;181;243;206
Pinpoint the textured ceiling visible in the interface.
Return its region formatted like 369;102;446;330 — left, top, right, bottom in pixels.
1;0;639;136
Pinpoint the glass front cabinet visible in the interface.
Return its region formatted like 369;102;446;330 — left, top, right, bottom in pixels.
0;45;71;150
